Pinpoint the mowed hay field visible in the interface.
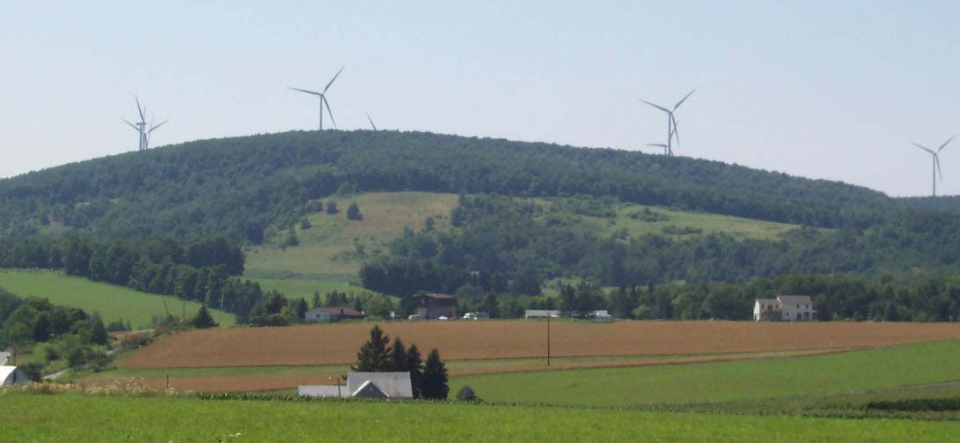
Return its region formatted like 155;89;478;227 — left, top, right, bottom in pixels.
118;320;960;369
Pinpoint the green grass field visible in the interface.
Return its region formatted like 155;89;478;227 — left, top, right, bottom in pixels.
246;192;458;278
451;340;960;407
0;270;235;329
2;393;958;442
540;199;805;241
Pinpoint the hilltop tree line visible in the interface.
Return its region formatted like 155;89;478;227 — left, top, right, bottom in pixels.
0;130;920;244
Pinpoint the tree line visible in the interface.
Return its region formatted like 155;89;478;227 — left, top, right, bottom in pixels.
361;194;960;298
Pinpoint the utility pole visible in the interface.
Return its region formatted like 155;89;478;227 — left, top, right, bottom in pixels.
546;316;551;367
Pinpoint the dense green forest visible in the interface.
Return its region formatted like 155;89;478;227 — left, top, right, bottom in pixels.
0;130;906;242
360;194;960;296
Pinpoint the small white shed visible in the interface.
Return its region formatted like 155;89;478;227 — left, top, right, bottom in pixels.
0;366;28;387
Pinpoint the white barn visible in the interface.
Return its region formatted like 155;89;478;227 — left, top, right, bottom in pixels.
1;366;28;387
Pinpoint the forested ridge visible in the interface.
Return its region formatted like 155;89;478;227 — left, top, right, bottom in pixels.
0;130;907;242
4;130;960;323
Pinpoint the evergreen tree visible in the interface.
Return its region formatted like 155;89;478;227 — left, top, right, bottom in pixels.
354;325;392;372
405;343;424;399
421;348;449;400
347;202;362;220
190;304;219;329
390;337;407;372
87;313;109;345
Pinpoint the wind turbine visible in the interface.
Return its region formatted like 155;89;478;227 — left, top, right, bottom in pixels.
641;90;695;156
289;66;344;131
912;135;954;197
365;112;377;131
123;96;167;151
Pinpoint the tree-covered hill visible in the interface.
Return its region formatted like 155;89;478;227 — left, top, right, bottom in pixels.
0;130;907;242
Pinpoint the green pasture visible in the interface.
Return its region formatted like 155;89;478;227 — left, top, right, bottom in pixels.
451;340;960;407
244;192;457;291
0;270;234;329
245;274;382;301
2;393;958;442
582;202;802;241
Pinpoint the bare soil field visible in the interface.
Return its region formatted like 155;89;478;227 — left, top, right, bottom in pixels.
117;320;960;369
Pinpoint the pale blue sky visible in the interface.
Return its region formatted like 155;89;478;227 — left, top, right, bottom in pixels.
2;1;959;196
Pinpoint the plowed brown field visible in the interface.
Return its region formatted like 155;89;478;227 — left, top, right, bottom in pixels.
118;320;960;369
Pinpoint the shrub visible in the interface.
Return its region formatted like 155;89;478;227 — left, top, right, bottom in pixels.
456;386;478;402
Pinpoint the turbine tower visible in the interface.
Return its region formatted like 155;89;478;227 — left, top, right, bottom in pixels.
912;136;954;197
641;90;695;156
122;96;167;151
289;66;344;131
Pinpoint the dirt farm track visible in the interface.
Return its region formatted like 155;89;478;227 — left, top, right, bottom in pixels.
118;320;960;369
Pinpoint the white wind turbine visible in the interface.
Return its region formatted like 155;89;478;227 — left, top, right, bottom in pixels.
912;136;954;197
289;66;344;130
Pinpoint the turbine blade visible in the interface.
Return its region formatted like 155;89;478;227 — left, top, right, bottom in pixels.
289;87;322;96
937;155;944;181
672;89;695;111
323;97;337;129
135;96;145;122
122;119;139;131
640;99;671;113
644;143;669;147
937;135;955;153
366;112;377;131
913;143;936;155
149;120;168;133
323;66;345;94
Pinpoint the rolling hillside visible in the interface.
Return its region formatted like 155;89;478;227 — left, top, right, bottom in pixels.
0;270;235;328
3;130;960;307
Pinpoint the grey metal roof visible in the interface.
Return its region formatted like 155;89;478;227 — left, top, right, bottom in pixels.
777;295;813;305
347;372;413;398
297;385;345;398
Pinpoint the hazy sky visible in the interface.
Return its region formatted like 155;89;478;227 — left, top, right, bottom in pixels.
2;1;959;197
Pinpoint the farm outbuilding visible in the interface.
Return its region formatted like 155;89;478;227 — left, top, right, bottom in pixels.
1;366;28;387
299;372;413;399
524;310;560;319
414;294;457;320
304;307;366;322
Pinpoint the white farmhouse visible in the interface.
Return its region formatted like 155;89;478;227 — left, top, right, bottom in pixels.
753;295;816;322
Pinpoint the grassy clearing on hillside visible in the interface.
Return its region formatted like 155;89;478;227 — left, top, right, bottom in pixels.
535;198;805;241
245;275;379;300
245;192;458;279
1;393;958;442
450;340;960;407
0;270;234;328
